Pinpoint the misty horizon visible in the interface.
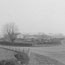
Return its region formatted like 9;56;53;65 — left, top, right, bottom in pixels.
0;0;65;35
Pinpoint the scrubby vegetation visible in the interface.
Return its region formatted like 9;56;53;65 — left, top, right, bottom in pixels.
14;52;30;65
0;48;30;65
0;59;18;65
0;41;32;47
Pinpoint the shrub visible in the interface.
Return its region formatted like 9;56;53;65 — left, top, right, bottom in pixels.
0;41;32;47
14;49;30;65
0;59;19;65
0;60;5;65
5;61;15;65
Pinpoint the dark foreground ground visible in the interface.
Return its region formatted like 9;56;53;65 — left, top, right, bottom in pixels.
0;47;64;65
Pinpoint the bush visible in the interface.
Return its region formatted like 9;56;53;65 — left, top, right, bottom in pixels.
0;60;5;65
5;61;15;65
0;59;19;65
14;51;30;65
0;41;32;47
0;60;15;65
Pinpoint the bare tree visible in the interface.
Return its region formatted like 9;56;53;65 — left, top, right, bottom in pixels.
2;22;20;42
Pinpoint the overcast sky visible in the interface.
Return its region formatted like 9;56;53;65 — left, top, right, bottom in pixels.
0;0;65;35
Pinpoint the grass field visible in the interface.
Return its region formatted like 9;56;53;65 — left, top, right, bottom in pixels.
0;48;65;65
0;40;65;65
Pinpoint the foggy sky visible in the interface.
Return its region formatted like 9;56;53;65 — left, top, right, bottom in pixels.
0;0;65;34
